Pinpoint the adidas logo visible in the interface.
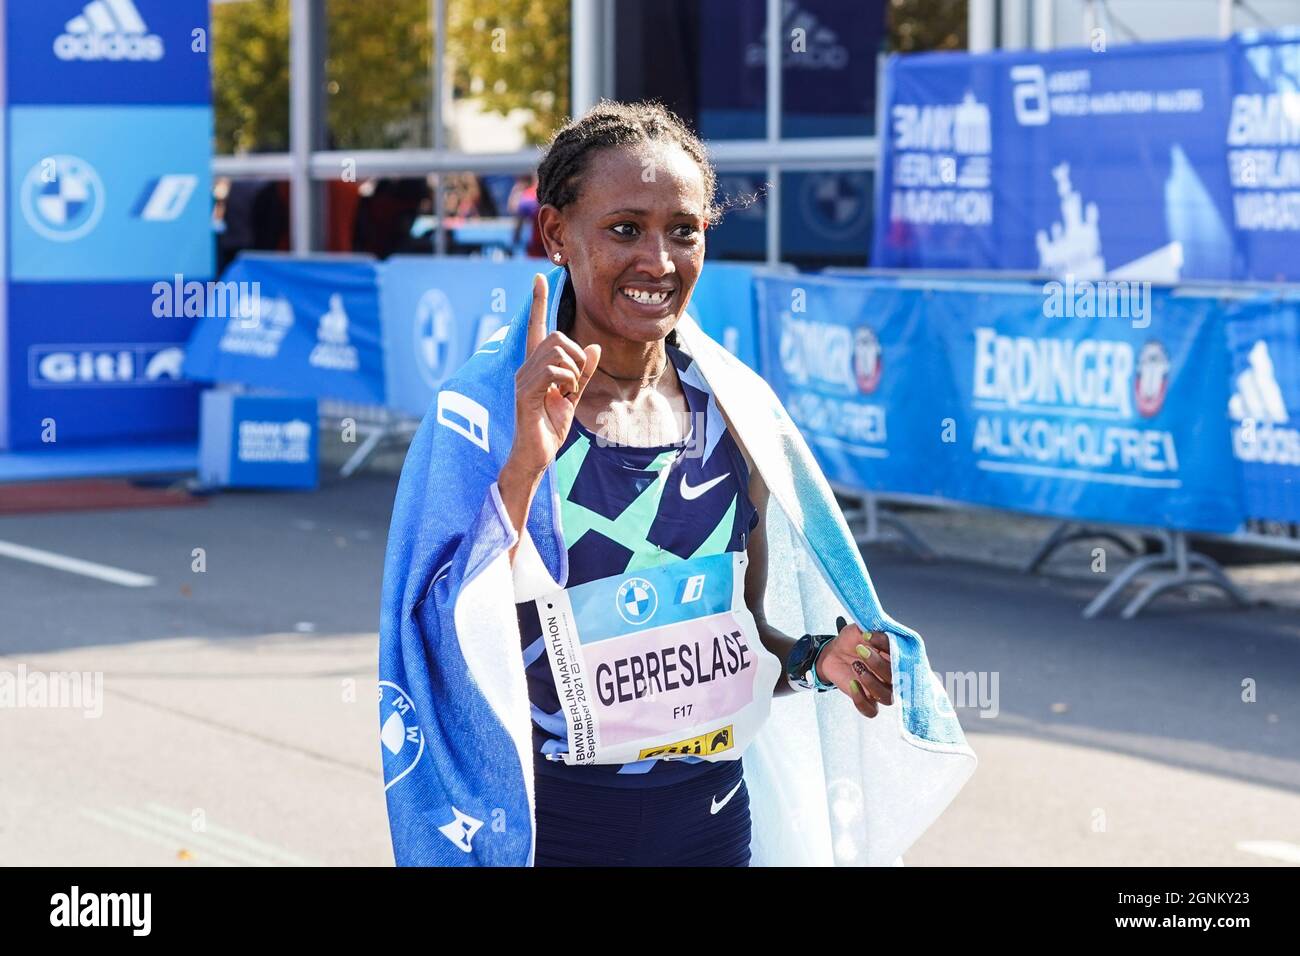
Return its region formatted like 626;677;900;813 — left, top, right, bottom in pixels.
746;0;847;70
1230;340;1289;425
1230;340;1300;467
55;0;164;62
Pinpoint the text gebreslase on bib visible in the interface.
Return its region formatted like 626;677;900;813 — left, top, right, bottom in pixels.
534;550;781;765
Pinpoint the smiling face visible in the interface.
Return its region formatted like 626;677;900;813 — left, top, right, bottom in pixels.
538;141;709;344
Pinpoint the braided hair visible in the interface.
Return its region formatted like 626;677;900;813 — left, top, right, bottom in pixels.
536;100;728;348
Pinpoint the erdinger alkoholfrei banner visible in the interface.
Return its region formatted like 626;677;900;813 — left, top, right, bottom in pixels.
755;272;944;499
932;282;1239;533
757;273;1240;533
873;31;1300;284
1;0;213;450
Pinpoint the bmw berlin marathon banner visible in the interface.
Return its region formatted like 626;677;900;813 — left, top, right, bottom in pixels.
874;31;1300;284
1;0;212;449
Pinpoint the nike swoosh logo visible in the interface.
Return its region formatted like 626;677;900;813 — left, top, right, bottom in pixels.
710;778;743;814
680;472;729;500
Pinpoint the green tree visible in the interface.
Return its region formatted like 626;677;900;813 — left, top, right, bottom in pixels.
888;0;968;54
446;0;571;144
324;0;432;150
212;0;291;153
212;0;570;155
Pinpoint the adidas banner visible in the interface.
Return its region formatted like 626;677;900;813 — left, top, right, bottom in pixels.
182;256;1298;531
1227;296;1300;526
1;0;213;450
873;32;1300;284
5;0;209;105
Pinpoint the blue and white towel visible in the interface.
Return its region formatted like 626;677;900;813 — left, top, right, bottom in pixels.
378;265;977;866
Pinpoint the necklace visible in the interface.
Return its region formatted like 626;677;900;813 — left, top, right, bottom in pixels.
594;352;669;386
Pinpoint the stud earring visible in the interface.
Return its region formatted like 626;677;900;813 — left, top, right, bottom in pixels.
553;252;562;263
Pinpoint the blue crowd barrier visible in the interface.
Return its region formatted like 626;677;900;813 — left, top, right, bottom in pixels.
182;255;1299;535
380;256;541;416
183;254;386;406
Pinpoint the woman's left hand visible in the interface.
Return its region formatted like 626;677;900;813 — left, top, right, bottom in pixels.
815;616;893;718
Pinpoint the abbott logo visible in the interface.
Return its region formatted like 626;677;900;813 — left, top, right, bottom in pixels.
1011;64;1050;126
56;0;164;62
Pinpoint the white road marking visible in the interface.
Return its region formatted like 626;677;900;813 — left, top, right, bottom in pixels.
145;803;316;866
1235;840;1300;864
82;805;316;867
80;809;233;867
0;540;156;587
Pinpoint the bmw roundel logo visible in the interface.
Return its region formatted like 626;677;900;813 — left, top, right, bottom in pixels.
21;155;105;242
615;577;658;626
415;288;456;388
801;172;871;241
379;680;425;791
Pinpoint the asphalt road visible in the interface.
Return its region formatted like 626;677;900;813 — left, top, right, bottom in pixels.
1;472;1296;866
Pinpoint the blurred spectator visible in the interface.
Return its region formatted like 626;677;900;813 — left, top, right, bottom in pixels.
442;173;497;220
510;172;546;258
354;177;428;259
215;177;290;274
326;178;361;254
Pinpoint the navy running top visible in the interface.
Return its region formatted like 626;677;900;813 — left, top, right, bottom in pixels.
515;342;761;788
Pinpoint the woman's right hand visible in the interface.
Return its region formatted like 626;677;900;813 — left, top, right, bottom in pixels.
498;275;601;558
508;273;601;477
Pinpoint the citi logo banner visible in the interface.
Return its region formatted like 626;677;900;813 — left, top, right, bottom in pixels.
55;0;164;62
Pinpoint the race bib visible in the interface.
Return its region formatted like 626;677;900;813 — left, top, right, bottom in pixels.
534;551;781;766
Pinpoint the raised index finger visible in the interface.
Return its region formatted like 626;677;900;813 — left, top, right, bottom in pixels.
525;273;549;357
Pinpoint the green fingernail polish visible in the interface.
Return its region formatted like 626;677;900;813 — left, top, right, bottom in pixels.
856;645;872;660
850;679;861;695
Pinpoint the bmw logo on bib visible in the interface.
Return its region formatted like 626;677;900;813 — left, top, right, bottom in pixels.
615;576;658;626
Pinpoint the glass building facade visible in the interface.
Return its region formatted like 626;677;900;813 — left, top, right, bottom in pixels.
210;1;976;267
